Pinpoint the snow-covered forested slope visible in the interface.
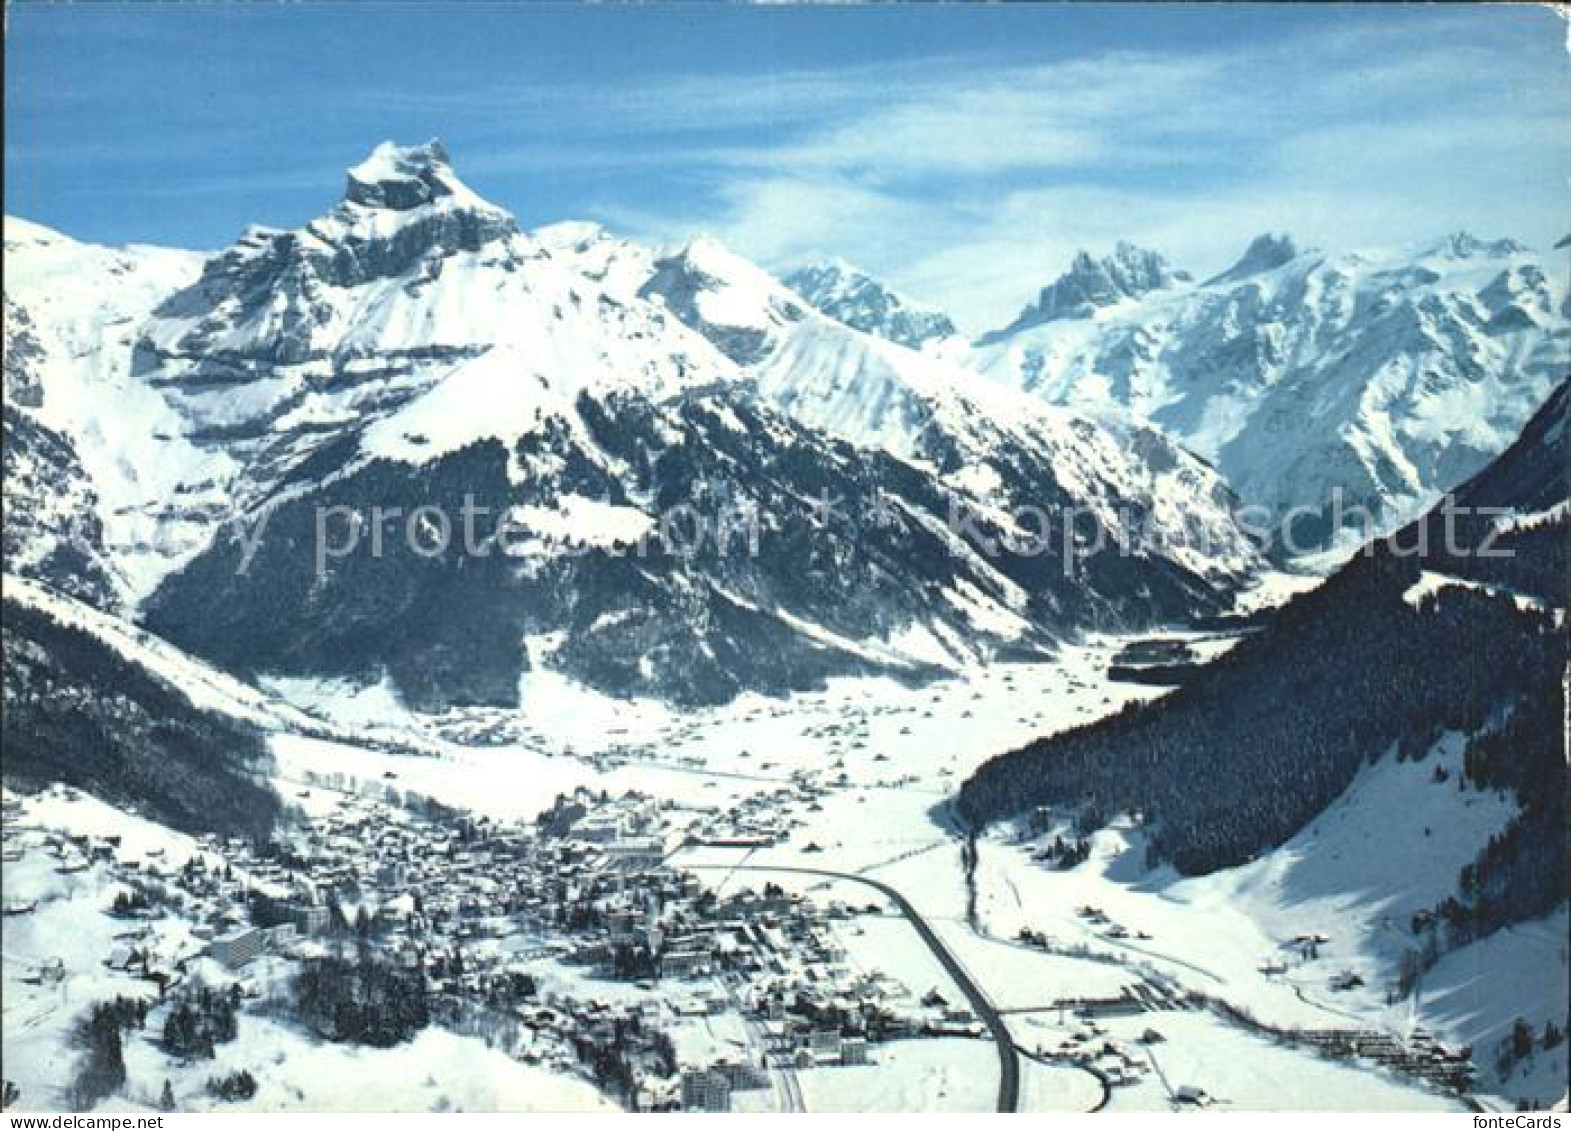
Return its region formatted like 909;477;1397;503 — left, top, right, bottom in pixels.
2;575;322;735
549;226;1261;582
2;579;280;838
962;378;1566;905
968;234;1569;549
962;382;1567;1106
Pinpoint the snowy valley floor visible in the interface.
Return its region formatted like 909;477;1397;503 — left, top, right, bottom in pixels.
4;619;1564;1112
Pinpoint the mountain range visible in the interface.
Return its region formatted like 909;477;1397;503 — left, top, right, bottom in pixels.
3;141;1566;712
4;141;1262;709
961;232;1568;550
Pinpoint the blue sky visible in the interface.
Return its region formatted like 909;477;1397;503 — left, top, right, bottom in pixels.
6;2;1568;329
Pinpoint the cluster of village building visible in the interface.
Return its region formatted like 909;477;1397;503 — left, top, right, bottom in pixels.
5;712;1477;1113
3;781;968;1111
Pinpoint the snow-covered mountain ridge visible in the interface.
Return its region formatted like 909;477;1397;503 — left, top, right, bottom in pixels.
783;258;958;350
3;218;207;605
967;230;1569;549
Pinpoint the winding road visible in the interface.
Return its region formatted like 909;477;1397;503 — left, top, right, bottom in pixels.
689;859;1020;1112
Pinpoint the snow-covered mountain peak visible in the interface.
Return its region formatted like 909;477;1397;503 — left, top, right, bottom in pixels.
980;241;1190;343
791;253;859;280
1423;230;1531;261
531;221;659;298
672;234;780;288
1107;240;1179;271
533;220;613;254
236;222;286;245
139;140;543;376
783;257;958;350
2;220;210;605
300;139;519;255
343;139;487;213
524;216;1261;586
1203;232;1304;287
637;235;808;364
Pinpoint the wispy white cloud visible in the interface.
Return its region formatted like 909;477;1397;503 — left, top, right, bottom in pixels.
13;5;1564;332
571;11;1570;330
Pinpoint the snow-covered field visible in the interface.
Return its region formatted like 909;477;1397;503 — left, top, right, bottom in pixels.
1093;1011;1463;1113
146;1022;619;1113
270;634;1168;827
794;1038;996;1112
